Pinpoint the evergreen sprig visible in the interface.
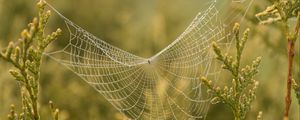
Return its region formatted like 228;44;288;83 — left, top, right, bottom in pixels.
0;0;61;120
200;23;261;120
256;0;300;24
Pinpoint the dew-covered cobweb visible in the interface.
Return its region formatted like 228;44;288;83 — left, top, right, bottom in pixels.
43;0;254;119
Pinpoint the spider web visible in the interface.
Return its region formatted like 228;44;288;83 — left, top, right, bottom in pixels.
43;0;254;119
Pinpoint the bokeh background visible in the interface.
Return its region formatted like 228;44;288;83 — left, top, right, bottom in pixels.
0;0;299;119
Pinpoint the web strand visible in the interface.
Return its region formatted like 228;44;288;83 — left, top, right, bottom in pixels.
43;0;254;119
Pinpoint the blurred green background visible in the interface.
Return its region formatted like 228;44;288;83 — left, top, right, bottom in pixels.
0;0;299;119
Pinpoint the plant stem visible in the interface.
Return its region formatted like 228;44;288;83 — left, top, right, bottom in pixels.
284;12;300;120
285;36;295;120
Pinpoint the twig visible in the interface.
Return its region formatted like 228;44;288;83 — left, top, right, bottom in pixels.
284;12;300;120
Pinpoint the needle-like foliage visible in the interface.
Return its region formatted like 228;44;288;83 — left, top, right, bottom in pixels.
0;0;60;120
200;23;261;120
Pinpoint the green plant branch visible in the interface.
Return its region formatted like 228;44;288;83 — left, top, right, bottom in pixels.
200;23;261;120
0;0;61;120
